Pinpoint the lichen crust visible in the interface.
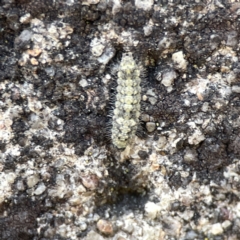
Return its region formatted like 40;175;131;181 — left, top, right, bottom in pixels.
111;53;141;149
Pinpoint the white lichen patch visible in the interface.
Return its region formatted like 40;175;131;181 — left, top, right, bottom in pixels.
111;53;141;149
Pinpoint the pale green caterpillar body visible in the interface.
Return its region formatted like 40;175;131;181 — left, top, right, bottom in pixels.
111;53;141;149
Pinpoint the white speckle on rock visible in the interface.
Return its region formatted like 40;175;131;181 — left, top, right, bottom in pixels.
97;45;115;64
19;13;32;24
48;178;69;199
47;25;58;35
145;201;161;219
161;70;177;87
142;224;163;240
28;114;42;130
188;128;205;145
55;53;64;62
232;85;240;93
81;174;99;190
96;219;114;235
215;101;224;109
30;57;39;65
201;102;209;112
28;97;42;113
226;71;236;84
91;38;105;57
91;44;104;57
132;224;143;237
141;114;150;122
80;222;88;231
82;0;100;5
172;51;188;71
144;25;153;36
16;180;25;191
93;213;100;222
15;29;32;47
27;174;40;188
156;136;167;149
199;185;212;205
79;79;88;88
142;94;148;101
160;216;182;237
115;220;124;228
85;230;104;240
158;36;173;50
146;89;156;97
210;223;223;235
143;21;153;36
178;209;194;221
0;172;16;204
69;196;81;206
34;182;46;195
27;48;42;57
102;74;111;84
65;0;75;6
226;31;238;47
184;230;198;239
184;149;198;163
18;52;30;66
135;0;154;11
146;122;156;132
222;220;231;230
122;218;134;233
31;33;44;43
183;99;191;106
7;172;16;184
148;97;157;105
31;18;45;29
112;0;122;14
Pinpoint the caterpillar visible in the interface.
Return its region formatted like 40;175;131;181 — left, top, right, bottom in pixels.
111;52;142;149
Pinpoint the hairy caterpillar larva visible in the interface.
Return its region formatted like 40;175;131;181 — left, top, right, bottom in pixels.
111;53;141;149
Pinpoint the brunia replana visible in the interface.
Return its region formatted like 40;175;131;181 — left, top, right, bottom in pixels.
111;53;141;149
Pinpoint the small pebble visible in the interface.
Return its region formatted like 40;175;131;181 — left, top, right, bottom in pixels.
97;219;114;235
19;13;32;24
27;174;40;188
34;182;46;195
145;201;161;219
85;230;104;240
210;223;223;235
146;122;156;132
161;70;177;87
81;174;99;190
232;85;240;93
122;219;134;233
142;95;148;101
30;58;38;65
172;51;188;71
222;220;231;229
79;79;88;88
80;222;88;231
135;0;154;11
148;97;157;105
183;149;197;163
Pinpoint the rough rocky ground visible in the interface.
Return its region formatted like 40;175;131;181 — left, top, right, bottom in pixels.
1;0;240;239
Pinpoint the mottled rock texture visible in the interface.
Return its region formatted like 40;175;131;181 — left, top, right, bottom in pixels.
1;0;240;239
